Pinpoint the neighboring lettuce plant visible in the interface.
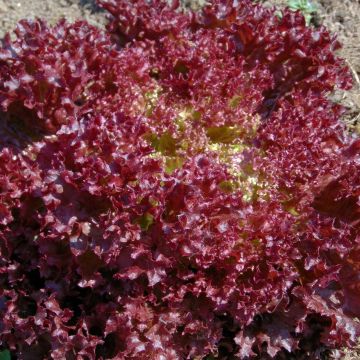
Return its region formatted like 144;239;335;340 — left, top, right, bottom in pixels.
0;0;359;359
288;0;317;25
0;350;10;360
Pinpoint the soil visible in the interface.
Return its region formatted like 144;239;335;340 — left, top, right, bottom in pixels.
318;0;360;135
0;0;359;358
0;0;106;34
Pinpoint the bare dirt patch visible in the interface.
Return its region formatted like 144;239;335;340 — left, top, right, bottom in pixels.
0;0;106;36
317;0;360;134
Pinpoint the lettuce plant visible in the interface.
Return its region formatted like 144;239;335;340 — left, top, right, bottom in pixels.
0;0;359;358
287;0;316;25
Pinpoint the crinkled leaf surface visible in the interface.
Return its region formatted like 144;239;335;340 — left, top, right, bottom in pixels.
0;0;359;359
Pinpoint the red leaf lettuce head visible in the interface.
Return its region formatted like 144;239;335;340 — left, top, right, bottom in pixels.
0;0;359;359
